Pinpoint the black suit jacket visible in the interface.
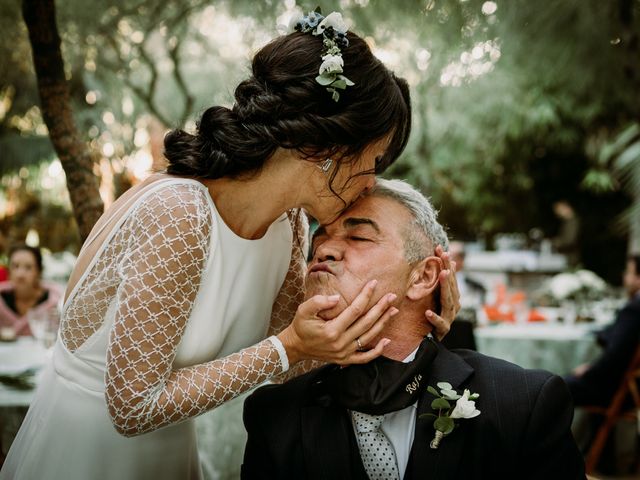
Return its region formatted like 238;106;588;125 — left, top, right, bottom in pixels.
565;294;640;406
242;346;585;479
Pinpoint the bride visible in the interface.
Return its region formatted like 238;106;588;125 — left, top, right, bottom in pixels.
0;10;459;479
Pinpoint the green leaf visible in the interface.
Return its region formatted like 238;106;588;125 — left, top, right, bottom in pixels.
427;386;440;397
434;416;455;435
431;397;451;410
331;90;340;102
437;382;452;390
315;74;336;86
332;79;347;90
339;75;355;86
418;413;438;419
469;393;480;400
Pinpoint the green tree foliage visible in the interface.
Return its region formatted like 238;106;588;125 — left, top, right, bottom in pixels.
1;0;638;280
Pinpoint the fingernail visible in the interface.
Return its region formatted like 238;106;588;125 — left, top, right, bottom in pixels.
390;307;399;316
328;295;340;301
426;310;433;318
388;293;397;302
382;339;391;347
369;279;378;288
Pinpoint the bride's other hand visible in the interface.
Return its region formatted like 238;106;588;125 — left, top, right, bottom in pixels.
277;279;398;366
426;245;461;341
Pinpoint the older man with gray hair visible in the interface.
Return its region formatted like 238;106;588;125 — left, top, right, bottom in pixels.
242;179;585;479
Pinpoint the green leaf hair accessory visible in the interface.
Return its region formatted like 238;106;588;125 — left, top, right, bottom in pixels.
289;7;354;102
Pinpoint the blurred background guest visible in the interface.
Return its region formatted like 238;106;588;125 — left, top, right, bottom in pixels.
564;254;640;407
552;200;581;268
441;241;485;350
0;245;62;337
449;240;487;307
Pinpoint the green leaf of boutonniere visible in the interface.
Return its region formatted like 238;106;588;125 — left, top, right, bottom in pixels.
431;397;451;410
434;416;455;435
427;385;439;397
419;413;438;420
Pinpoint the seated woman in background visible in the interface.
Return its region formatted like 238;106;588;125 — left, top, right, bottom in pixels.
0;244;62;336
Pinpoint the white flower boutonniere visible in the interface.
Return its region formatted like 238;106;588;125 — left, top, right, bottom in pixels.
420;382;481;449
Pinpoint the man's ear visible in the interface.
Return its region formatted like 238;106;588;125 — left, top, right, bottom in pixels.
406;256;442;301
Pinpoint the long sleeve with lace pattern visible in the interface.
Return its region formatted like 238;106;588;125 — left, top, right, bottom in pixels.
99;184;288;437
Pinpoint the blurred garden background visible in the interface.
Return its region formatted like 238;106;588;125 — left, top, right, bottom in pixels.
0;0;638;284
1;1;640;477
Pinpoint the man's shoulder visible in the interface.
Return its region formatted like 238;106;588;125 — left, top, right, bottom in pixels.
624;295;640;314
448;348;559;397
610;295;640;333
453;348;550;376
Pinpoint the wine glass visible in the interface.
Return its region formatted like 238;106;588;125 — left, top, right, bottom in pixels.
27;307;60;349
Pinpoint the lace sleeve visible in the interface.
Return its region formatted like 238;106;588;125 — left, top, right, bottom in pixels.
268;210;324;382
105;184;287;437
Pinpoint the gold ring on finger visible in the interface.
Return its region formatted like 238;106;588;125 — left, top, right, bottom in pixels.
356;337;363;351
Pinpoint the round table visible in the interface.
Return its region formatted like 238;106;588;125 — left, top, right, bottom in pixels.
474;322;602;374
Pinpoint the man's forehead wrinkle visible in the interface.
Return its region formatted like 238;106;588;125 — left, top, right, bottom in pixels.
342;217;381;233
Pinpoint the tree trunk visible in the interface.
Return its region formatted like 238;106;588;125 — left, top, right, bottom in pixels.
22;0;103;243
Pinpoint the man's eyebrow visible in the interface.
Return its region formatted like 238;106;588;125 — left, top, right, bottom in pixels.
343;217;380;233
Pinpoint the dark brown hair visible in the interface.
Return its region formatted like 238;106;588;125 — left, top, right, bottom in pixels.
9;244;43;272
164;30;411;180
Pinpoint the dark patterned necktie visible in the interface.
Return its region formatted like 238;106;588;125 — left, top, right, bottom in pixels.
351;411;400;480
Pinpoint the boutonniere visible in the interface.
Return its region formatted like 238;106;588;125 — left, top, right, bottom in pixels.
419;382;481;449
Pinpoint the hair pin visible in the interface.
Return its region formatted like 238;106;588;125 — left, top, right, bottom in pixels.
319;158;333;172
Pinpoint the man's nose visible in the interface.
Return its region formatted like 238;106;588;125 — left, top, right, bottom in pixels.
315;239;345;263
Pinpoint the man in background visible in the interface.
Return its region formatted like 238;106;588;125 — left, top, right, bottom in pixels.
448;241;486;308
440;241;485;350
565;255;640;406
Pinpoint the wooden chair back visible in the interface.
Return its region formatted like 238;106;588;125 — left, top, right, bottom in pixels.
583;343;640;474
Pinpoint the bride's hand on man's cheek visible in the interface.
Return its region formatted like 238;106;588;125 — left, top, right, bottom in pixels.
278;279;399;366
425;245;461;341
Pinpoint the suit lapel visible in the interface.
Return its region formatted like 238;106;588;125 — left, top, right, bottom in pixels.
405;346;474;480
301;402;368;480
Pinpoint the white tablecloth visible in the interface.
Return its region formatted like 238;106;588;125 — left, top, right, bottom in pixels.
0;338;248;479
0;337;49;407
475;322;602;374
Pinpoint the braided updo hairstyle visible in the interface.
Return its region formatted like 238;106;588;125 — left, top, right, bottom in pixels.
164;29;411;179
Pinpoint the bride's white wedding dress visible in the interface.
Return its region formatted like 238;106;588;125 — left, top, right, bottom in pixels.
0;177;307;479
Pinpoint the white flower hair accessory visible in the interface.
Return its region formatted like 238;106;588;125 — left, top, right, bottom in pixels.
289;7;354;102
420;382;481;449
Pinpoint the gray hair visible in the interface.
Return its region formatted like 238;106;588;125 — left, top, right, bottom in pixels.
369;178;449;263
